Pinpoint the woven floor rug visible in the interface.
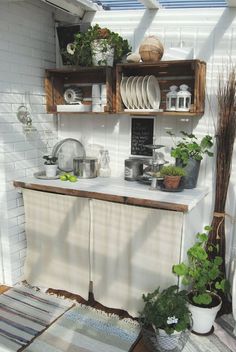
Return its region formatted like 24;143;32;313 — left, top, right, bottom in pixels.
24;304;141;352
0;286;73;352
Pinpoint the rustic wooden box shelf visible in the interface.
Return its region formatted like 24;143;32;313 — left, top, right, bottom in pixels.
45;66;115;114
116;60;206;117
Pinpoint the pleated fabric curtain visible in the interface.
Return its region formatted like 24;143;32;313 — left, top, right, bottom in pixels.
23;189;90;299
91;199;183;316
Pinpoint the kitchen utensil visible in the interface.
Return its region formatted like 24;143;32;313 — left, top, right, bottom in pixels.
73;157;98;178
52;138;85;172
124;158;144;181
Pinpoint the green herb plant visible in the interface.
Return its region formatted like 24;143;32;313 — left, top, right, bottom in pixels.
160;164;186;177
173;226;230;306
63;24;131;67
167;131;213;166
140;285;191;335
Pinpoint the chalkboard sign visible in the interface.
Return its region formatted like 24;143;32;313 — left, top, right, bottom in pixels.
131;118;154;156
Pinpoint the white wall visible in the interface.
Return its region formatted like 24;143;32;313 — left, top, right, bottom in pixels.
59;7;236;275
0;0;58;285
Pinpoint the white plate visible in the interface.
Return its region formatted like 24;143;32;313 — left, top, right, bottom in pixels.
146;75;161;109
126;76;135;109
130;76;139;109
135;76;144;109
142;76;151;109
120;77;129;109
34;171;60;180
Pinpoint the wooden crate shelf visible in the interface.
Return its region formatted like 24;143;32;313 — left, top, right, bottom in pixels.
116;60;206;116
45;66;115;114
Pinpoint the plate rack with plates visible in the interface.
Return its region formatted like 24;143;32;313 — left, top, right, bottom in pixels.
119;74;162;112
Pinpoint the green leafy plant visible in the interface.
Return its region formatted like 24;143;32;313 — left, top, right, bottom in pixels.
43;155;58;165
160;164;186;177
63;24;131;67
172;226;230;306
167;131;213;165
140;285;191;335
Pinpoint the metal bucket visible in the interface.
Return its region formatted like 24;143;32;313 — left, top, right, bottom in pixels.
73;157;98;178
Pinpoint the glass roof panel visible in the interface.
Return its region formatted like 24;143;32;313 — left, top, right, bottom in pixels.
93;0;227;10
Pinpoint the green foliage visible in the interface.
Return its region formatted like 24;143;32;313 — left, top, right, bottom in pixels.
160;164;186;177
167;131;213;166
140;285;191;335
43;155;57;165
172;226;230;306
63;24;131;67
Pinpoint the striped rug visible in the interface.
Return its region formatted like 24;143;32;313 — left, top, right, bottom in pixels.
24;304;141;352
0;286;73;352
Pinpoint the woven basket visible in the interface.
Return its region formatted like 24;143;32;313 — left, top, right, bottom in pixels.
139;36;164;62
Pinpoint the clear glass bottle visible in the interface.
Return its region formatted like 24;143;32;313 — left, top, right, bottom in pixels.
99;150;111;177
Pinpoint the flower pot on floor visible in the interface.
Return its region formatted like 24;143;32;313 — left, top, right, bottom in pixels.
188;292;222;335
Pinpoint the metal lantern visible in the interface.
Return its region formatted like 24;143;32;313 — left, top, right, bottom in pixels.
166;85;178;111
176;84;191;112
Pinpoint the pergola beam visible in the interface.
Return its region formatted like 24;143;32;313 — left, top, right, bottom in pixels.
227;0;236;7
138;0;159;9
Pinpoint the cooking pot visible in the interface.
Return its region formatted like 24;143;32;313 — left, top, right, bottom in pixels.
73;157;98;178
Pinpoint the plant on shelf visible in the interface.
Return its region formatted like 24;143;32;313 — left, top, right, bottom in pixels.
43;155;58;165
160;164;186;189
167;131;213;188
140;285;191;351
43;155;58;177
172;225;230;334
64;24;131;67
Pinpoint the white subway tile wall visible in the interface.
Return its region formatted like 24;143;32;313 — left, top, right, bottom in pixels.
0;0;57;285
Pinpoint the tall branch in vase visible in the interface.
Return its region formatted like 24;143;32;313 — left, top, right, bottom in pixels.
207;67;236;313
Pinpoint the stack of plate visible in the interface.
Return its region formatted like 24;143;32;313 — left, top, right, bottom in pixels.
120;75;161;111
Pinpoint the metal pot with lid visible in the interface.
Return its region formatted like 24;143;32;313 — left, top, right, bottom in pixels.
73;157;98;178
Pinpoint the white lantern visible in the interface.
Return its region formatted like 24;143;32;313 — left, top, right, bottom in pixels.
166;85;178;111
176;84;191;112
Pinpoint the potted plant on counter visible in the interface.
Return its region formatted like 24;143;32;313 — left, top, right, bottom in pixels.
43;155;58;177
167;131;213;189
65;24;131;67
172;226;230;335
140;285;191;351
160;164;186;190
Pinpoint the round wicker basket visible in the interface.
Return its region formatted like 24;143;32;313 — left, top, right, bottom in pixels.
139;36;164;62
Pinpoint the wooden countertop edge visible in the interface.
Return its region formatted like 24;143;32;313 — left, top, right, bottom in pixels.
13;180;188;213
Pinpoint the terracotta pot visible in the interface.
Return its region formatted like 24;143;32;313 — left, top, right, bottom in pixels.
163;175;181;189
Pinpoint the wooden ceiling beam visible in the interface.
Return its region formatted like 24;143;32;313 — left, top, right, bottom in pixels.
227;0;236;7
138;0;160;9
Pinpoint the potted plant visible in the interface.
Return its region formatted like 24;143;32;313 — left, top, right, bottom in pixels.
167;131;213;189
160;164;186;190
172;226;230;335
140;285;191;351
64;24;131;67
43;155;58;177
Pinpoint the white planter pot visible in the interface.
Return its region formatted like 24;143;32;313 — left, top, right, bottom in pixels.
156;329;182;350
45;164;58;177
91;39;114;67
188;293;222;334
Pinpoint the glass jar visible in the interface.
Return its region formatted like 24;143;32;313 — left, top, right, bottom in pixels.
99;150;111;177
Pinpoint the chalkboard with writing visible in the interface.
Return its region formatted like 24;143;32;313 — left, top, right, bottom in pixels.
131;118;154;156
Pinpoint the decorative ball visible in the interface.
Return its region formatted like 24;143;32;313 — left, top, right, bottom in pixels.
139;36;164;62
126;52;141;63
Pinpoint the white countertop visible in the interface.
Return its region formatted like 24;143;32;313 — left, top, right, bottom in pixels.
14;176;208;213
